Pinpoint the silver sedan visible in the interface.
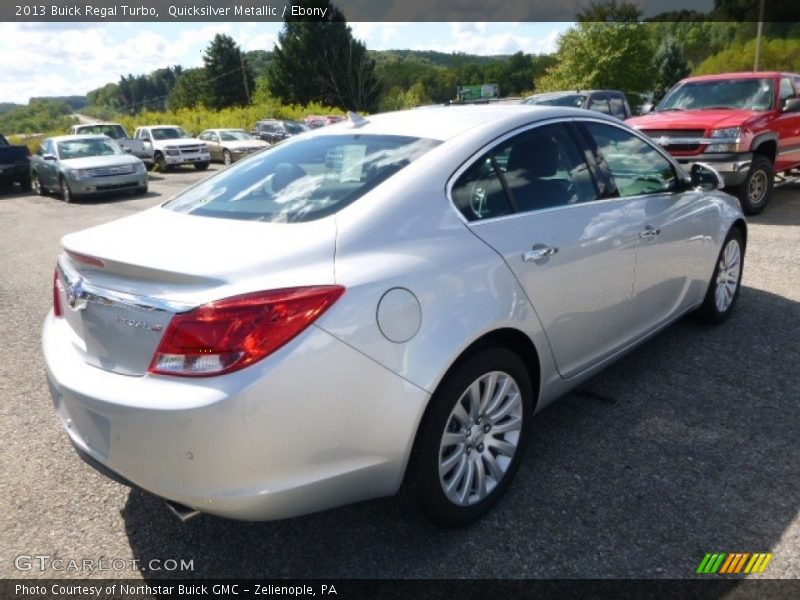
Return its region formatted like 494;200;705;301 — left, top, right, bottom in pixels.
43;106;745;526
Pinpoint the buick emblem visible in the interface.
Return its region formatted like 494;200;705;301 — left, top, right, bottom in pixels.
66;278;86;311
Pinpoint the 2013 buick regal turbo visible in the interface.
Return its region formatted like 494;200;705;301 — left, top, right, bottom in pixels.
43;106;745;526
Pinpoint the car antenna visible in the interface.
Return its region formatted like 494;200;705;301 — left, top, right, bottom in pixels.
346;111;368;128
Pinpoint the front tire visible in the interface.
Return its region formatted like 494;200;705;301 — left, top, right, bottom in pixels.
402;347;533;527
32;173;47;196
59;177;74;203
735;156;773;215
223;150;232;166
697;227;744;324
194;161;209;171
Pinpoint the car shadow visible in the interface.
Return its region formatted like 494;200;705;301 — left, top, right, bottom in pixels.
754;180;800;226
122;285;799;580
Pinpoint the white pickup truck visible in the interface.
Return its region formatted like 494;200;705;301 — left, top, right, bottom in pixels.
132;125;211;171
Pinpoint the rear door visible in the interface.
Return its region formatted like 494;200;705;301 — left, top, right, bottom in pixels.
453;120;640;378
775;76;800;171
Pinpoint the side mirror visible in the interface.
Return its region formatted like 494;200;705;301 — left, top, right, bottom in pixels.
638;103;653;115
42;153;56;161
690;163;724;191
782;98;800;113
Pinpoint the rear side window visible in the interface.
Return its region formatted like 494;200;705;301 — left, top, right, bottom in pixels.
452;123;597;221
164;134;439;222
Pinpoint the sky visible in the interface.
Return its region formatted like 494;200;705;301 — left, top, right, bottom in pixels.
0;22;571;105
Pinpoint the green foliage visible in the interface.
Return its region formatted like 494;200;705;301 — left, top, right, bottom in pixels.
538;21;654;94
269;0;381;112
203;34;255;110
694;37;800;74
644;21;741;68
0;99;76;135
244;50;274;78
652;37;691;102
577;0;641;22
167;69;208;110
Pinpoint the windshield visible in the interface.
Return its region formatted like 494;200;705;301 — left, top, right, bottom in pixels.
657;79;774;111
524;94;587;108
164;134;440;223
57;138;124;159
219;130;254;141
151;127;191;140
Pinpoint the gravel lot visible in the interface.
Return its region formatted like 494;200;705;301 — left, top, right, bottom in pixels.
0;165;798;581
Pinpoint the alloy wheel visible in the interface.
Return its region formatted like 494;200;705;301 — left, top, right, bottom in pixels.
714;238;741;313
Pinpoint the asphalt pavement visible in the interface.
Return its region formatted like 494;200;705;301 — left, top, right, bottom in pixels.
0;165;798;581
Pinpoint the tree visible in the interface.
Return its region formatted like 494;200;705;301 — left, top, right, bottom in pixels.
268;0;381;112
695;38;800;74
536;16;654;95
168;68;208;109
202;34;254;110
652;37;690;102
577;0;641;22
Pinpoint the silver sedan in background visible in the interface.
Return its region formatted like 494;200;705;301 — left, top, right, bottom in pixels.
31;135;148;202
197;128;269;165
43;106;745;526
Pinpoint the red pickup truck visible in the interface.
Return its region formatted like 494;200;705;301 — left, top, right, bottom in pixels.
628;72;800;214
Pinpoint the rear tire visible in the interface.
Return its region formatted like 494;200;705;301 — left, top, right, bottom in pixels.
734;156;773;215
402;347;533;527
696;227;744;324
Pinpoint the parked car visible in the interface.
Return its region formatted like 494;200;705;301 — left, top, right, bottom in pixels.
31;134;148;202
522;90;632;119
68;123;147;161
251;119;310;144
628;71;800;214
44;105;745;526
0;133;32;191
304;115;346;129
132;125;210;171
197;129;268;165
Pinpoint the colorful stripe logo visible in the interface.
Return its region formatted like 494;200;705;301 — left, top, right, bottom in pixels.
696;553;773;574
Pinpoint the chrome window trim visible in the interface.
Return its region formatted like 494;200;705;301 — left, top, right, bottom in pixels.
446;116;686;227
57;257;196;315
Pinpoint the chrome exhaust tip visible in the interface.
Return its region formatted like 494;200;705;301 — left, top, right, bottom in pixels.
165;500;202;522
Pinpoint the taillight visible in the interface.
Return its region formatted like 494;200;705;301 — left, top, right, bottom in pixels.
149;286;345;377
53;269;63;317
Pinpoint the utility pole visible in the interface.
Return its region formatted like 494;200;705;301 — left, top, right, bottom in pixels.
240;53;251;103
754;0;765;71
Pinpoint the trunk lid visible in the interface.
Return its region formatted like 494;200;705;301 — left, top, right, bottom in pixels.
56;207;337;376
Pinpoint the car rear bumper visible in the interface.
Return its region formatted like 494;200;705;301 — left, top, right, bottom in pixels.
676;153;753;187
42;313;428;521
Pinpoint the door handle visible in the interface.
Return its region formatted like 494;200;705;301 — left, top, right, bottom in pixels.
639;226;661;240
522;245;558;262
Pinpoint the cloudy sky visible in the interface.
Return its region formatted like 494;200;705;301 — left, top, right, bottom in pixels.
0;22;570;105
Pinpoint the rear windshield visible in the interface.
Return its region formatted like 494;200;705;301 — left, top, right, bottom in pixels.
77;125;127;140
164;134;440;222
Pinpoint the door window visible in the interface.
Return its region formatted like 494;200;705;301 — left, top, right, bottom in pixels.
588;96;612;114
582;122;677;197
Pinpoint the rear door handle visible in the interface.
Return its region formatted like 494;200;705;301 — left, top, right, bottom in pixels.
639;226;661;240
522;245;558;262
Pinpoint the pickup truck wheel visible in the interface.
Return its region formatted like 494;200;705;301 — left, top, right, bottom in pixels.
18;176;32;192
153;152;167;172
735;156;773;215
194;161;209;171
60;177;74;203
